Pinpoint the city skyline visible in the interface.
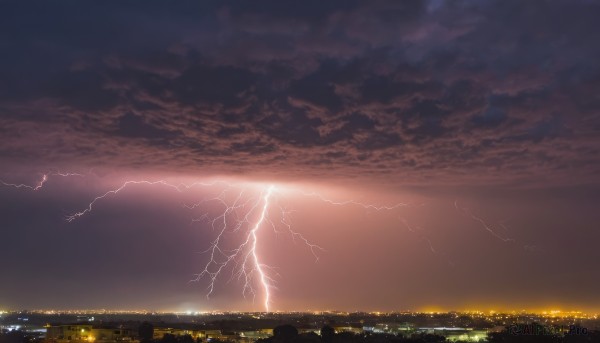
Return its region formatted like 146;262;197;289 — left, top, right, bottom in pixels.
1;1;599;313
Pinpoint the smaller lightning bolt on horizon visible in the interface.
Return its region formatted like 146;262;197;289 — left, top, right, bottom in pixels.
399;217;437;255
0;171;83;191
398;217;455;267
454;207;541;253
454;199;515;243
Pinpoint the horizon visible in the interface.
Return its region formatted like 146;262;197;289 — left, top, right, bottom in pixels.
1;308;599;317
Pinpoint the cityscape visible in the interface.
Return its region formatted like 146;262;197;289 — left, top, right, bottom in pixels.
1;310;599;342
1;1;600;343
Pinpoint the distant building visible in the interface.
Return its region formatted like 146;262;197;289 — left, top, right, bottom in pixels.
416;327;488;342
332;326;363;334
45;324;137;343
238;329;271;341
152;327;219;341
363;322;413;334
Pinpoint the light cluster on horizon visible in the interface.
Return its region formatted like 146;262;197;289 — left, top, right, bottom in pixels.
1;309;599;320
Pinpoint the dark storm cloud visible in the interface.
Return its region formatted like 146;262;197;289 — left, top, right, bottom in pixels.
116;112;182;142
470;106;507;129
0;0;599;187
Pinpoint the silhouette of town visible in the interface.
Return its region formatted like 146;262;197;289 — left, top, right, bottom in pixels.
1;310;598;343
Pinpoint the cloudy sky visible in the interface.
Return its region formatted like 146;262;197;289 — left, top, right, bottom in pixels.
1;0;599;312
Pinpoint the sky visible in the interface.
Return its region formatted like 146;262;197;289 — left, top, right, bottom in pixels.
0;0;599;313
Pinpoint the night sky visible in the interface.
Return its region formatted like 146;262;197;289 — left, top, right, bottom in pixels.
1;1;599;313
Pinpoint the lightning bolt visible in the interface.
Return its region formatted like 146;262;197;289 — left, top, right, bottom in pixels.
399;217;437;254
59;178;326;312
188;185;272;309
65;180;222;222
454;199;515;243
1;172;457;311
0;171;82;191
251;185;274;312
301;191;409;211
186;184;326;312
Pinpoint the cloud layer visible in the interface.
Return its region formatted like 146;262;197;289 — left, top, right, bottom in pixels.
1;0;599;187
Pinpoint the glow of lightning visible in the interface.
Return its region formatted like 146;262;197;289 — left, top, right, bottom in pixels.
187;184;324;312
302;191;448;259
2;172;454;311
8;172;303;309
61;178;324;311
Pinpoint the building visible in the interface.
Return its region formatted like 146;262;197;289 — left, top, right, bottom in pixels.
45;324;137;343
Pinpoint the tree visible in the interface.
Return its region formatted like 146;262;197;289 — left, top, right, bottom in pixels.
273;325;299;342
178;334;194;343
138;321;154;342
161;333;178;343
320;326;335;343
0;330;32;343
